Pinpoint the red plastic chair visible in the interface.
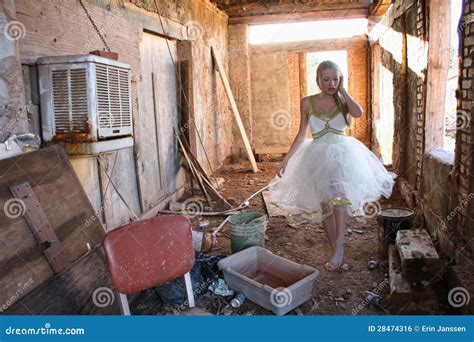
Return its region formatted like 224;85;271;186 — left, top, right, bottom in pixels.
103;215;195;315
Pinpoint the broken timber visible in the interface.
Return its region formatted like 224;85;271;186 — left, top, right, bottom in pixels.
175;130;231;210
211;46;258;173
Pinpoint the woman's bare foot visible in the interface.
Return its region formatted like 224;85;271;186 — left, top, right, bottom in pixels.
324;242;344;271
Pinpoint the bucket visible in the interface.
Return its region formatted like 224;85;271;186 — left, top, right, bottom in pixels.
228;212;267;254
376;207;415;244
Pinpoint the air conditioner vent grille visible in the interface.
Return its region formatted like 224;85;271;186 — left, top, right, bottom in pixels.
52;68;89;133
96;65;132;129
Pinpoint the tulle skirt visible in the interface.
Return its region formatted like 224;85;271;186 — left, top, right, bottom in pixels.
267;133;396;225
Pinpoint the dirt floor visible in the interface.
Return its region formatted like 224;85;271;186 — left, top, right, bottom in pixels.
135;160;425;316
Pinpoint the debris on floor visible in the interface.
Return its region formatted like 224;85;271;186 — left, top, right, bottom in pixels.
208;278;234;297
143;161;451;315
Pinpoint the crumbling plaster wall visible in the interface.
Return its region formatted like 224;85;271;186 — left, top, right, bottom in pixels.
0;0;29;142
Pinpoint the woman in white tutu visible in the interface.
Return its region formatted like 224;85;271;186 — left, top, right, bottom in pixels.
268;60;395;271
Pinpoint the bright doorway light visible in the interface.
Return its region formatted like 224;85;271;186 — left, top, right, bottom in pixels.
249;19;368;45
306;51;348;96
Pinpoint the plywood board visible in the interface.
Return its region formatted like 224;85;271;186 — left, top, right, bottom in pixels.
6;247;119;315
0;145;105;308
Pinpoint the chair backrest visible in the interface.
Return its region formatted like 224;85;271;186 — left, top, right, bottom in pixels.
103;215;195;294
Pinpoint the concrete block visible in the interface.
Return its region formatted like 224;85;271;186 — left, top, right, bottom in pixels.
396;229;441;283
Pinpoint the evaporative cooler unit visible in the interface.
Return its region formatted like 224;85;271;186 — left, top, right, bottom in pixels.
38;54;132;142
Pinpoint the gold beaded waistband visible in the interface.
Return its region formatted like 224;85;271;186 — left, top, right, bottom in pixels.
312;126;346;139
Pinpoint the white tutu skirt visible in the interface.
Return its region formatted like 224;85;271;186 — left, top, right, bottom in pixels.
268;133;396;225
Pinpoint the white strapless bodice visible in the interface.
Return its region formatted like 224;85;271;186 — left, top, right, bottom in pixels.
309;111;347;134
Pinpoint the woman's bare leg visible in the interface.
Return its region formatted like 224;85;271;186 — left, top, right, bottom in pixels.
322;210;339;271
326;205;348;270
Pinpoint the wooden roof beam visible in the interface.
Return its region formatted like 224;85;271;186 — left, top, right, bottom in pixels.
229;8;369;25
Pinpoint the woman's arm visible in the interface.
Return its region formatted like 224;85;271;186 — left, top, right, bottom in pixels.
339;79;363;118
277;98;310;177
284;98;310;161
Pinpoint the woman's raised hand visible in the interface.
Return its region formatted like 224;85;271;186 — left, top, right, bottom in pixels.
338;75;345;92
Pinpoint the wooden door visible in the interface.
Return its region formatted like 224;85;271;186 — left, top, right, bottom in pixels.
136;33;180;211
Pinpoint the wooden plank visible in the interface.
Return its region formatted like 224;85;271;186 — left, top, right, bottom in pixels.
370;0;393;17
0;145;104;308
176;132;231;210
97;149;141;231
5;247;120;315
179;135;230;208
177;57;198;157
395;229;441;282
229;8;368;25
176;132;212;206
368;0;417;44
254;147;290;155
211;46;259;173
262;191;286;217
139;187;185;221
151;72;165;191
136;33;163;211
424;0;450;151
250;36;367;55
298;52;307;98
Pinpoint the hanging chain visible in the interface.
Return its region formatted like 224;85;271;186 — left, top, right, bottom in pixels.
78;0;111;52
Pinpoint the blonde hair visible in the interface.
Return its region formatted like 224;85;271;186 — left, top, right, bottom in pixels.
316;60;351;126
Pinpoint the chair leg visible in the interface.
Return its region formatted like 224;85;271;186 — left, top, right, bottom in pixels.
118;292;131;315
184;272;195;308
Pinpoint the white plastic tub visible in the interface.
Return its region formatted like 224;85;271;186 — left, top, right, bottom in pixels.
217;246;319;315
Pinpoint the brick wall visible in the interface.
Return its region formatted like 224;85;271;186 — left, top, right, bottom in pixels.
415;0;428;191
454;0;474;241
